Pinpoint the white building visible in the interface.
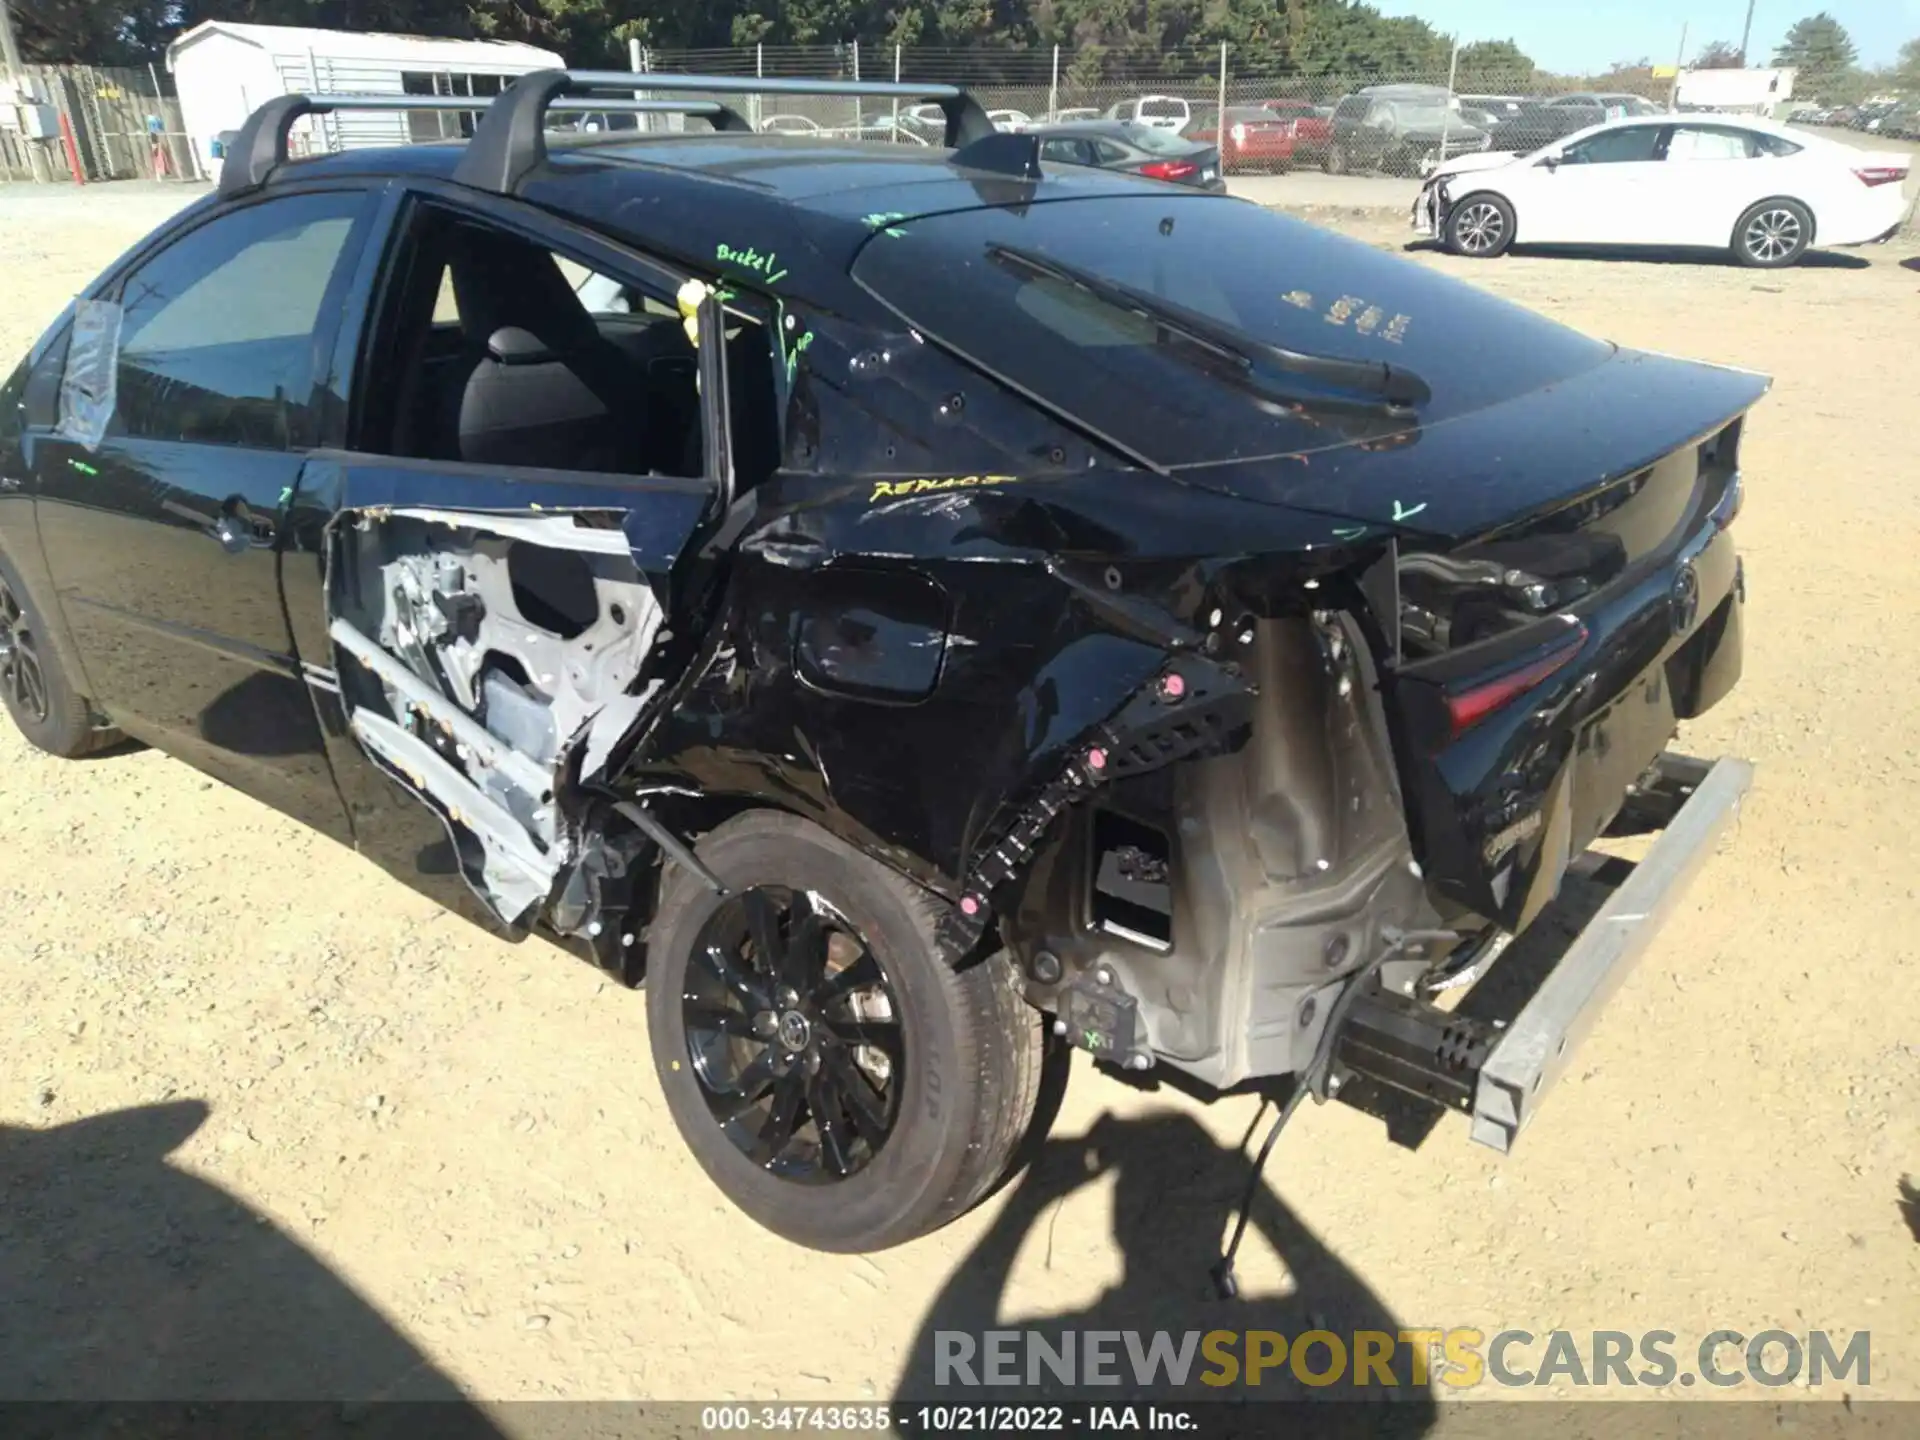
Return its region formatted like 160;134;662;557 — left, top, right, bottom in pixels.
166;22;564;167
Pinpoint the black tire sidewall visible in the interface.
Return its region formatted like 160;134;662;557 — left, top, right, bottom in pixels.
1734;199;1811;268
645;814;980;1253
0;546;91;756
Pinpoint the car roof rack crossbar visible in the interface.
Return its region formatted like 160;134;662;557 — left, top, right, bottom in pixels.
219;90;748;197
454;69;998;192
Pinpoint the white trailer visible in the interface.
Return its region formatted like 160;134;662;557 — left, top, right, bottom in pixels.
166;22;563;170
1675;67;1797;116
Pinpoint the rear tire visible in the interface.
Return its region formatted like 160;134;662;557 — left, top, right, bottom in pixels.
0;548;117;758
644;810;1053;1253
1732;198;1812;268
1444;191;1516;258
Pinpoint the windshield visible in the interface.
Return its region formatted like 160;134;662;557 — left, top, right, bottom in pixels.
852;196;1611;469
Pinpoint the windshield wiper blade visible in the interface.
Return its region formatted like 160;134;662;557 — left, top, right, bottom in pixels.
987;244;1432;411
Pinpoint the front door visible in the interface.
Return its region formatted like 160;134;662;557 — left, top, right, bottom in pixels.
1522;123;1671;245
31;187;380;836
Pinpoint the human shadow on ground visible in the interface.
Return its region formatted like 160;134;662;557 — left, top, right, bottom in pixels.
0;1100;503;1437
894;1109;1437;1436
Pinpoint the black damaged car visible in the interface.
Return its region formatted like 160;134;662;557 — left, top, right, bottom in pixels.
0;73;1758;1277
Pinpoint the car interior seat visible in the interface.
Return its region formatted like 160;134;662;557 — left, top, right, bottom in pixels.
438;224;647;472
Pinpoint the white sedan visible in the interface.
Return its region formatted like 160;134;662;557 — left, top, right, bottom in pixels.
1415;113;1911;267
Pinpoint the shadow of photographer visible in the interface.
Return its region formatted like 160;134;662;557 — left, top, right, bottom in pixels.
0;1100;503;1437
893;1107;1437;1434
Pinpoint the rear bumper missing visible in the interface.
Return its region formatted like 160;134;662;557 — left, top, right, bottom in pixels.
1334;752;1753;1153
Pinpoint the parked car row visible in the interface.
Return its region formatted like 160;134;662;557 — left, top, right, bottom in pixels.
1796;101;1920;139
1079;86;1674;178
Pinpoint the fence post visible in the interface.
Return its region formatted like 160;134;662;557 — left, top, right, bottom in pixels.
306;46;328;152
1440;38;1458;166
1668;23;1688;110
892;44;901;131
851;40;861;133
1217;42;1227;169
1049;44;1059;122
754;41;764;130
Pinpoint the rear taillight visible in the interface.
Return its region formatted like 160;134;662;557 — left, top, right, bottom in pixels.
1140;160;1199;181
1854;165;1908;187
1230;123;1247;144
1443;623;1588;740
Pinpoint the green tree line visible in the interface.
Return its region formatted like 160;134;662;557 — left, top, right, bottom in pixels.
18;0;1534;79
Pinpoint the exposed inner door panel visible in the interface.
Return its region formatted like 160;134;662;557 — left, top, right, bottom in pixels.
326;506;664;924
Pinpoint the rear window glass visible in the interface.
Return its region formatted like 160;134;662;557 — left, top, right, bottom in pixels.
1141;99;1185;117
852;196;1611;469
1122;123;1190;155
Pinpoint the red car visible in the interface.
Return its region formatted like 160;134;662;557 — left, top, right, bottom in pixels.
1182;105;1297;173
1258;99;1333;162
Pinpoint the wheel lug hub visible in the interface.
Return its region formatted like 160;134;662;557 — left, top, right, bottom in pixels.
776;1009;812;1054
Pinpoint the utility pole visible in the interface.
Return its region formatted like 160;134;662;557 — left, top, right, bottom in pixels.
1738;0;1757;65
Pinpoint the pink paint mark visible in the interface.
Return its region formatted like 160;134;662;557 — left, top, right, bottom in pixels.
1087;748;1107;771
960;896;980;916
1161;673;1186;699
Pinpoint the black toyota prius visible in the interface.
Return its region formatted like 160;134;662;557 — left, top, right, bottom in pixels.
0;71;1758;1276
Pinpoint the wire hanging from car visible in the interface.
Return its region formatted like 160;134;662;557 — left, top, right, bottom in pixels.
1209;926;1457;1299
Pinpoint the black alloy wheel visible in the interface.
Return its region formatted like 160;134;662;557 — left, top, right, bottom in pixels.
645;809;1060;1252
682;885;903;1181
0;549;123;757
0;574;49;726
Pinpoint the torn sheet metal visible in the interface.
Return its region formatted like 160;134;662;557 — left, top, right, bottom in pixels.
367;506;639;557
55;299;121;451
326;506;671;927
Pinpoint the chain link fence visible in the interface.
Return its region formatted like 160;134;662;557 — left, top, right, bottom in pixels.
628;44;1679;178
5;43;1688;184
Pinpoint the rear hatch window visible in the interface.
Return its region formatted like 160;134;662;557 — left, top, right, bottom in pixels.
1123;124;1197;155
852;195;1612;470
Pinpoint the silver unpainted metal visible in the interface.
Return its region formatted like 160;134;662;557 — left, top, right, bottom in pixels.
328;508;665;924
1015;614;1441;1089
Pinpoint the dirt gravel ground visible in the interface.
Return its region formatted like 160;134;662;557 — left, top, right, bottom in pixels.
2;175;1919;1419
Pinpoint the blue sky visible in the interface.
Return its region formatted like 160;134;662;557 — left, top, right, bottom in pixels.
1373;1;1915;71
